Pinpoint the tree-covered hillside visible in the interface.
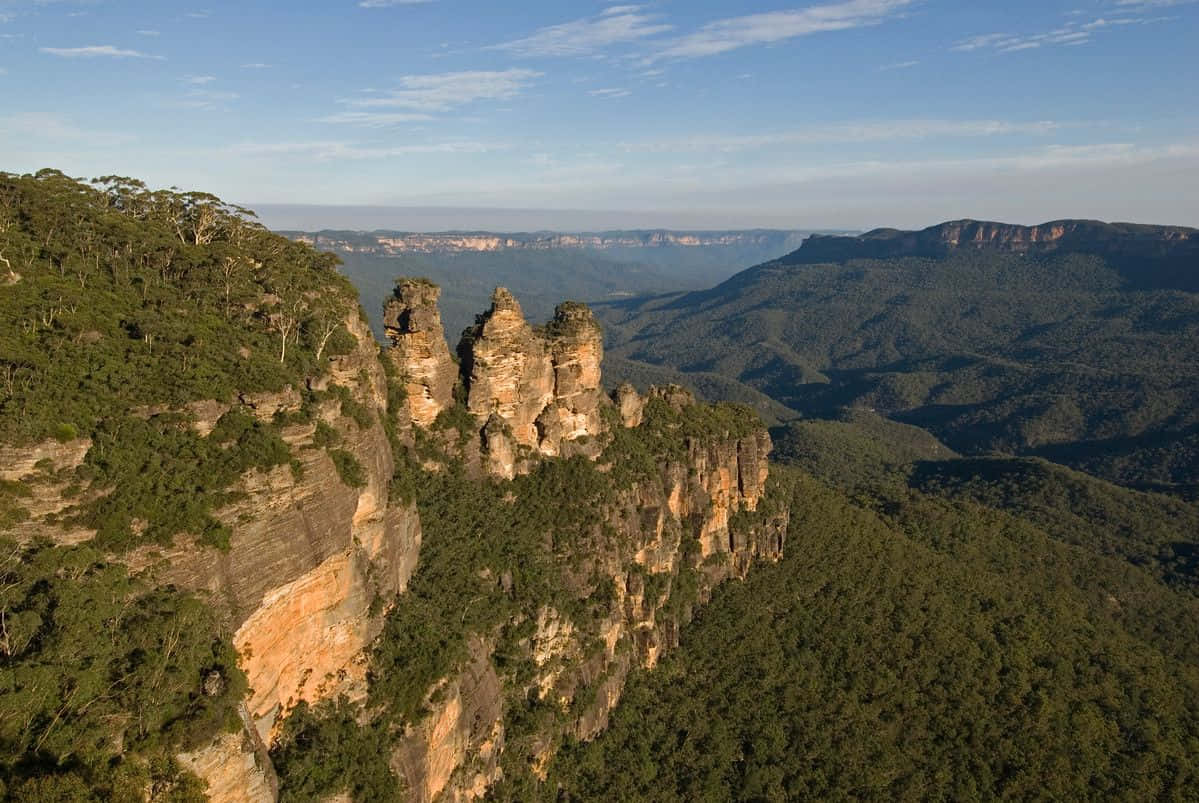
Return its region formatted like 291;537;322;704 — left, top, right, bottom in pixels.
0;170;365;798
597;231;1199;495
545;460;1199;801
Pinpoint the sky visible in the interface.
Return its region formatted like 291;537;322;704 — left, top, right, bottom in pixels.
1;0;1197;230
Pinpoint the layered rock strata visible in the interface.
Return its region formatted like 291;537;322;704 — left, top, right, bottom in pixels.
386;283;608;478
389;388;785;800
383;279;458;429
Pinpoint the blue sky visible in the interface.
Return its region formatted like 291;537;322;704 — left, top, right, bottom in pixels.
1;0;1197;229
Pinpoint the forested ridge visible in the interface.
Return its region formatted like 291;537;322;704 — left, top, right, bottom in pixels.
597;226;1199;496
544;453;1199;801
2;173;1197;802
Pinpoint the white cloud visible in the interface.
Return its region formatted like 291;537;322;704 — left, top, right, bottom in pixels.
136;29;160;36
589;87;631;98
182;74;216;85
493;6;672;57
316;111;435;126
358;0;435;7
174;88;239;110
241;62;271;69
953;11;1174;54
620;119;1062;152
228;140;506;161
651;0;913;61
40;44;163;59
343;69;541;112
879;59;920;70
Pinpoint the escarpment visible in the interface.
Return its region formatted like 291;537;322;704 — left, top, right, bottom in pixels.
789;218;1199;289
0;171;792;803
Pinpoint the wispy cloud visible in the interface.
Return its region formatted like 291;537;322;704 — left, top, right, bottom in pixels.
174;88;239;110
879;59;920;70
620;119;1062;152
953;11;1173;53
342;68;541;112
182;74;216;85
650;0;913;61
493;5;672;57
358;0;435;7
136;29;160;36
316;111;435;127
40;44;163;59
228;140;506;161
589;87;631;98
241;62;271;69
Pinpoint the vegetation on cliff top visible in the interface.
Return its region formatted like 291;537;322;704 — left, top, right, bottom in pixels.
0;169;359;446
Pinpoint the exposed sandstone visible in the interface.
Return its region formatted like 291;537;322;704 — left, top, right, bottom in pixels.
176;706;277;803
392;638;505;803
614;383;644;428
384;279;457;429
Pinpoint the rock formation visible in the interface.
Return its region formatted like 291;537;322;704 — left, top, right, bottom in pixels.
384;279;457;429
459;288;557;455
385;282;610;479
3;276;787;803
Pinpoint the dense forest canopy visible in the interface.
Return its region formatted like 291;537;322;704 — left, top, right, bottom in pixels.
597;236;1199;496
0;169;359;446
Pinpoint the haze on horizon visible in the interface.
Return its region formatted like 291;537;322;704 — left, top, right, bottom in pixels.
3;0;1197;230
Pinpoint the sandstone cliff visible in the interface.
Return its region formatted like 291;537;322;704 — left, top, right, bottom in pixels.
384;279;457;429
2;278;788;803
385;283;608;479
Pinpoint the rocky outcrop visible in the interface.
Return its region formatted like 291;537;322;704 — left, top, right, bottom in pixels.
0;437;94;544
177;706;277;803
396;385;785;800
791;219;1199;290
384;279;458;429
387;283;610;479
460;288;556;455
460;290;607;476
392;639;505;803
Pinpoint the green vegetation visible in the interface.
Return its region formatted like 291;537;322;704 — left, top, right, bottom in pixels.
78;410;292;550
0;170;358;447
598;242;1199;495
546;467;1199;801
0;541;246;800
328;448;368;489
271;698;400;803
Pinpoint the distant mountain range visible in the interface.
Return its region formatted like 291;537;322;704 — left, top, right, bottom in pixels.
285;228;835;339
596;218;1199;495
287;228;815;256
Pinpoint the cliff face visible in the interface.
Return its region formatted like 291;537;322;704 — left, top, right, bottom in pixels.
295;229;806;256
120;312;423;795
384;280;457;429
791;219;1199;290
387;383;785;802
